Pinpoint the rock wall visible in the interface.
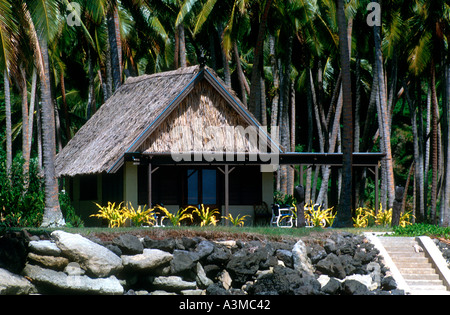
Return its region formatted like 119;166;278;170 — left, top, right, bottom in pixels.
0;230;404;295
435;239;450;269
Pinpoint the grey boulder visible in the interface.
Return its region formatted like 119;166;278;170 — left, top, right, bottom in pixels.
51;230;123;277
122;249;173;271
22;264;123;295
0;267;35;295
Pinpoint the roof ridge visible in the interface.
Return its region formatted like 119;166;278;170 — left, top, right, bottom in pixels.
124;65;200;85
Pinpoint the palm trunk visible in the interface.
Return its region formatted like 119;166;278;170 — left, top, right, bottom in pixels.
261;76;267;127
288;79;296;195
218;25;231;87
104;36;113;99
333;0;353;227
442;64;450;227
270;36;279;133
234;41;249;107
405;80;425;222
28;68;37;151
305;71;314;203
20;66;30;185
249;0;273;123
374;4;395;209
39;37;65;228
279;36;293;196
36;93;43;173
87;47;95;119
279;68;289;195
316;89;343;207
354;56;361;153
4;69;12;176
107;7;121;91
310;69;325;152
179;24;187;68
60;69;71;141
430;60;438;224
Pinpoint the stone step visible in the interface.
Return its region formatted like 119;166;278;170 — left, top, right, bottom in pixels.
410;290;450;295
391;255;430;264
383;245;422;251
398;267;437;275
378;237;416;244
376;236;450;295
403;274;441;281
392;261;433;269
406;279;445;287
409;284;449;291
389;252;427;258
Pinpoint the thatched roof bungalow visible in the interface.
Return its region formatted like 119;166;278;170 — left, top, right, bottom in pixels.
56;65;281;226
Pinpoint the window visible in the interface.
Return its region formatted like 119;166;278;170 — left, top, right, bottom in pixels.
202;169;217;204
228;166;262;205
151;166;181;205
187;169;199;204
185;168;217;206
79;175;98;200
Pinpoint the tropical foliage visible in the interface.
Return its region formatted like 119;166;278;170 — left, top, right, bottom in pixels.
304;203;336;228
353;205;414;228
1;0;450;227
157;205;193;226
123;202;156;227
91;201;127;228
223;213;250;227
188;204;221;227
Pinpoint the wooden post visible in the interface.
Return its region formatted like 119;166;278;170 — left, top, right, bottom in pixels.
224;165;229;226
294;185;306;228
148;163;152;208
124;162;138;208
375;164;379;215
392;186;405;227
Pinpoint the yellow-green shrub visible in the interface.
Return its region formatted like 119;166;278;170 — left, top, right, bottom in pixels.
156;205;193;226
304;203;336;228
223;213;250;227
91;202;127;227
123;202;156;227
187;204;220;226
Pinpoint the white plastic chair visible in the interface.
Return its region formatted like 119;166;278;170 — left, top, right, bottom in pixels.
271;204;294;228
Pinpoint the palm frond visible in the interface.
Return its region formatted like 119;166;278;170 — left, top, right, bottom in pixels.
0;0;18;73
408;31;432;76
176;0;198;27
193;0;217;35
28;0;60;42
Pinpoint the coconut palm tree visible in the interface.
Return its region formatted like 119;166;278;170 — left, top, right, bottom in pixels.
0;0;17;175
332;0;353;227
27;0;65;227
247;0;273;123
405;0;449;225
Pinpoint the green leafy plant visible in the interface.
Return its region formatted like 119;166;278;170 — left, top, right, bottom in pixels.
90;201;126;227
59;191;84;227
353;207;375;228
375;205;392;227
0;150;45;227
304;203;336;228
188;204;221;226
224;213;250;227
157;205;193;226
123;202;156;227
274;191;297;206
393;223;450;239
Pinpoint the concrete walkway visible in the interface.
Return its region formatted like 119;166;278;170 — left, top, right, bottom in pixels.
365;233;450;295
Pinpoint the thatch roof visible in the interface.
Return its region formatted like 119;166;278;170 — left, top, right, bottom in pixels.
55;65;281;177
